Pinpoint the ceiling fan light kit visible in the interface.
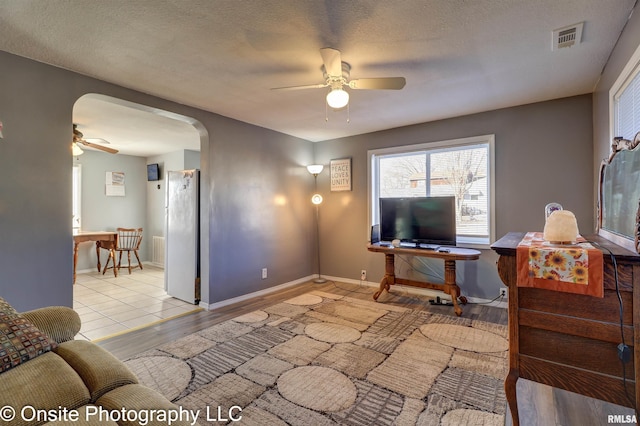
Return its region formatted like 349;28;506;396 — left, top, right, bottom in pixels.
326;88;349;109
272;47;406;115
72;142;84;156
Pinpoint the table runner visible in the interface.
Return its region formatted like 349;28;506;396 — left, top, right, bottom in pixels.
516;232;603;298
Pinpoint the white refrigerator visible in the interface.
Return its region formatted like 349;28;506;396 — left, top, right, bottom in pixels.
165;170;200;304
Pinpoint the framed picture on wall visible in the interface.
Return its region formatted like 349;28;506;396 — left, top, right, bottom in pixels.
330;158;352;192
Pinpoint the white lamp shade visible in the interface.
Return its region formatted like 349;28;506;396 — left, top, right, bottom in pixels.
307;164;324;175
326;88;349;109
72;143;84;156
311;194;323;205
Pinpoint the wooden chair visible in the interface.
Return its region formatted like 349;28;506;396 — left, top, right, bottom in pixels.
101;228;144;275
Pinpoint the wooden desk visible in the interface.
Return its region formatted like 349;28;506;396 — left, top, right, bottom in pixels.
73;231;118;283
491;232;640;426
367;243;481;316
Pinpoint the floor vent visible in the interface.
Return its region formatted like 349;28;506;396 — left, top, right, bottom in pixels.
552;22;583;51
152;236;165;267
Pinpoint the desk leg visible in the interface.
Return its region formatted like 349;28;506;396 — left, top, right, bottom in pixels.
373;253;395;301
95;242;102;272
73;242;79;284
444;259;463;316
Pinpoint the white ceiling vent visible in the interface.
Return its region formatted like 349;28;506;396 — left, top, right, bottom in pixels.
552;22;584;51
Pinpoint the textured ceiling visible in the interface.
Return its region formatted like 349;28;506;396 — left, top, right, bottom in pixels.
0;0;636;155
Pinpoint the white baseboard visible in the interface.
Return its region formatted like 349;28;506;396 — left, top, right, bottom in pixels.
202;273;507;311
202;275;316;311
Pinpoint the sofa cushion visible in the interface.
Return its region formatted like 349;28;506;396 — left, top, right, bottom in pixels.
0;351;91;426
22;306;81;344
0;296;58;372
97;384;194;426
54;340;138;402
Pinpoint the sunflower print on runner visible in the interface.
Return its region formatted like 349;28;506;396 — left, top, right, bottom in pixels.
529;247;589;284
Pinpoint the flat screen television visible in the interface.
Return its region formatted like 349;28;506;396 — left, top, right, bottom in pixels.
379;196;456;246
147;163;160;181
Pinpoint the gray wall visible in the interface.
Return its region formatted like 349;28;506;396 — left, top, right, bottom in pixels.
315;95;594;300
0;50;314;311
207;119;315;302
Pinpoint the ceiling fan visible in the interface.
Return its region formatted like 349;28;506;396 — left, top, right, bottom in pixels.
271;47;406;110
73;124;118;154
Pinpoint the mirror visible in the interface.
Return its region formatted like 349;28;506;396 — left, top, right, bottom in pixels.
598;133;640;253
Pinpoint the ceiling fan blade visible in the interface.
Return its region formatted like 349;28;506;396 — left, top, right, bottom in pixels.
348;77;406;90
271;83;327;91
320;47;342;76
80;140;119;154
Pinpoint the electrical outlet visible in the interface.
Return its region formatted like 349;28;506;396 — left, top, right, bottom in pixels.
262;268;267;279
500;288;507;297
361;270;367;281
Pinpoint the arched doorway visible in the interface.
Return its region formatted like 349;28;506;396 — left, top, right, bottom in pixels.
71;93;209;340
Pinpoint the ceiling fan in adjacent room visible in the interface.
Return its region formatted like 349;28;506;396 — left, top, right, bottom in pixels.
73;124;119;154
271;47;406;110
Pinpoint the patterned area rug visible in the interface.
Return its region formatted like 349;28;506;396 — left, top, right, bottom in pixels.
125;290;508;425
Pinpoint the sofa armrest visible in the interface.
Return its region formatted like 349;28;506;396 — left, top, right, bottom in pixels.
21;306;81;343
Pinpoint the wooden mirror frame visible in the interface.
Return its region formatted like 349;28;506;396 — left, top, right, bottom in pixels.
597;132;640;253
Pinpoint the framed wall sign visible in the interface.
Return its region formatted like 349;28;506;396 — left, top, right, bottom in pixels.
330;157;352;192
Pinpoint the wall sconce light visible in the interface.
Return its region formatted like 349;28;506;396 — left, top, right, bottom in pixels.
307;164;324;176
308;164;326;283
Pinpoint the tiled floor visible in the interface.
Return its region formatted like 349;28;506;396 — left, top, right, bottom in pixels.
73;265;200;341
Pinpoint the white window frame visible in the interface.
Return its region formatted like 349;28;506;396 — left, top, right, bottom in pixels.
72;164;81;230
368;134;495;248
610;43;640;141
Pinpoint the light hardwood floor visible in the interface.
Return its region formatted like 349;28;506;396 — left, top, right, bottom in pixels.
97;280;635;426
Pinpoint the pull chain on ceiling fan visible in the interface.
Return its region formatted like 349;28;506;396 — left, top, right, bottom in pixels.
271;47;406;111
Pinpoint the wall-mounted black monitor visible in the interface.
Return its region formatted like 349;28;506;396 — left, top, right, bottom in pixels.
147;163;160;181
380;196;456;246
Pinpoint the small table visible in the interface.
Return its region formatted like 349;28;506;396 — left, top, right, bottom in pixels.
73;231;118;283
367;243;481;316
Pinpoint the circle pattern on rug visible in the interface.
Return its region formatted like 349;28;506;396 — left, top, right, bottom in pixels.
284;294;323;306
419;323;508;353
233;310;269;323
277;366;357;412
125;356;190;400
441;408;503;426
305;322;361;343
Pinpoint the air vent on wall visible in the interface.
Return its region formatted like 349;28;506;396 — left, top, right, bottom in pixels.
552;22;584;51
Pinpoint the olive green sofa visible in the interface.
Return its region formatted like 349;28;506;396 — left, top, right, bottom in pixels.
0;297;191;426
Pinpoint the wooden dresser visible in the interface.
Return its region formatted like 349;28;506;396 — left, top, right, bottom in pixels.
491;232;640;426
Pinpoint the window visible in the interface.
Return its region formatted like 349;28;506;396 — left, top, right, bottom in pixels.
72;164;81;230
369;135;495;247
611;44;640;140
613;64;640;139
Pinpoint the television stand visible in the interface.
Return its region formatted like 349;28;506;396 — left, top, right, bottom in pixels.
367;243;481;316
